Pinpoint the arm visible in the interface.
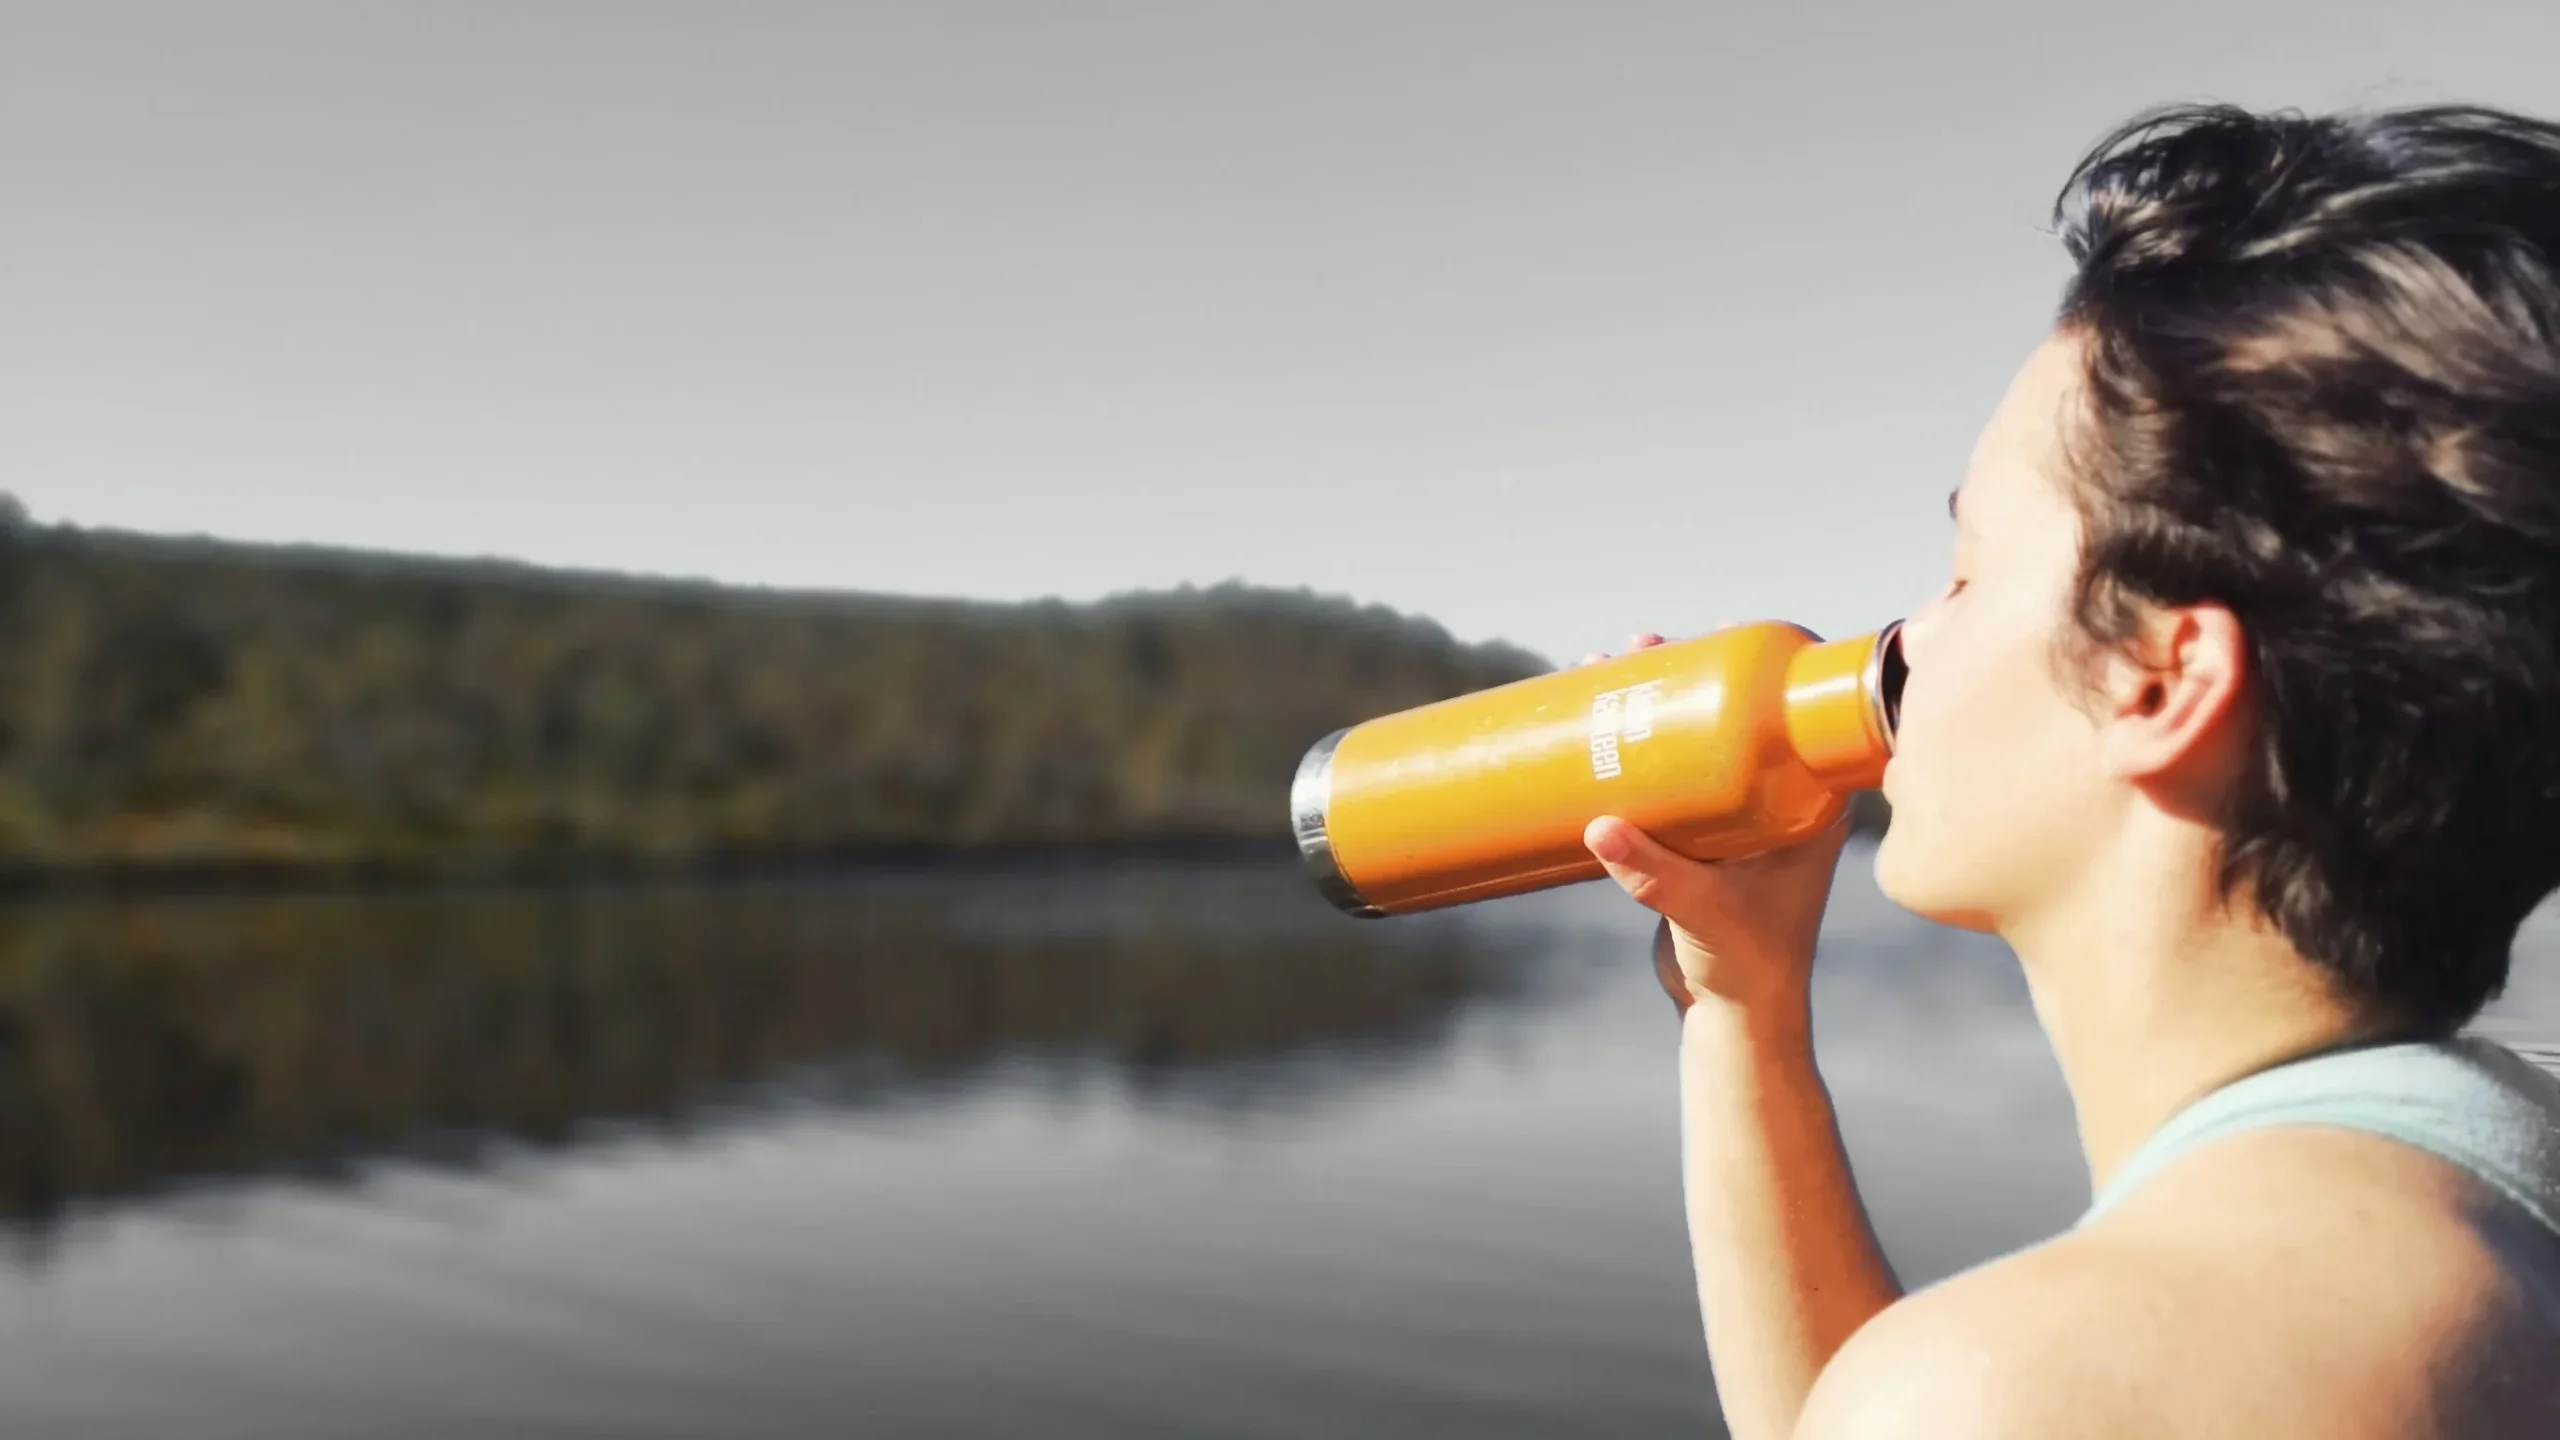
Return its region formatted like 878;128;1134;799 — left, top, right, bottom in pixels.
1679;995;1903;1440
1584;811;1900;1440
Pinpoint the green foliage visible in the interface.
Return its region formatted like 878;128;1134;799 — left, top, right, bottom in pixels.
0;522;1552;881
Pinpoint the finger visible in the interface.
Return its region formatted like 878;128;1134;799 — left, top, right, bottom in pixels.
1584;815;1699;916
1631;631;1667;650
1650;918;1693;1012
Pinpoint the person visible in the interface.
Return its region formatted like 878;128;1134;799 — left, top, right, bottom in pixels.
1577;101;2560;1439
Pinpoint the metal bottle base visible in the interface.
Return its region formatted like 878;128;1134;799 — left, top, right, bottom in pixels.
1290;727;1386;918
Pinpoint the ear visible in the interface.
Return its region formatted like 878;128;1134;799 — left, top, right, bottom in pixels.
2090;603;2251;785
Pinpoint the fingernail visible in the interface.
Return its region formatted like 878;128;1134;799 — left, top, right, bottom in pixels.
1587;820;1631;864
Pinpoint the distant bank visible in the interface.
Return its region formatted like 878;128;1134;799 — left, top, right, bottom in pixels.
0;511;1546;889
0;511;1888;893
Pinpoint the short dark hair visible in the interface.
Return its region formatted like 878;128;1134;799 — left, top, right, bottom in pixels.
2047;102;2560;1034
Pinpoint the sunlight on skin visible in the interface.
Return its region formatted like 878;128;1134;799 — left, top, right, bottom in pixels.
1578;331;2560;1440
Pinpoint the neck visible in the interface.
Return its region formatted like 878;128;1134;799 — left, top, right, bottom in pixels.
2003;831;2408;1197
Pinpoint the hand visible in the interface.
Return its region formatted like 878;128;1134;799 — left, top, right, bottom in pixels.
1576;629;1854;1018
1577;630;1667;667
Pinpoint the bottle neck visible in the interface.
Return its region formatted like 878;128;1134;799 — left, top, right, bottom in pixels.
1780;622;1901;792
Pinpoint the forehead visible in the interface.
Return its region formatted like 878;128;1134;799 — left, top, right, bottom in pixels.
1953;332;2086;529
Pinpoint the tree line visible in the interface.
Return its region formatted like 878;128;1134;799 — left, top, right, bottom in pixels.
0;506;1886;887
0;510;1559;884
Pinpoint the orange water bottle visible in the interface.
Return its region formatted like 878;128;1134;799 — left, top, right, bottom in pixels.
1290;620;1905;917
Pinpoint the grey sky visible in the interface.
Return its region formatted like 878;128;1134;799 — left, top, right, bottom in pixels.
6;2;2556;667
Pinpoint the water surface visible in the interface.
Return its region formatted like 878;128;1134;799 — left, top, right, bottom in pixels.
0;843;2550;1437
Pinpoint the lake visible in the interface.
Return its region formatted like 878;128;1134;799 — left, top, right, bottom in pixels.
0;840;2551;1438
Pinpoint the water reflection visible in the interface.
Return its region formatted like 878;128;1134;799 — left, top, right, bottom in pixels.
0;863;1550;1229
0;851;2545;1438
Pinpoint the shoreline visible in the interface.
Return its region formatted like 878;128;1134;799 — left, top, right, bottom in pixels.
0;811;1889;903
0;834;1312;902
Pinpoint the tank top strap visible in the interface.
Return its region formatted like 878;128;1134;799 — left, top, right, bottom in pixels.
2079;1036;2560;1239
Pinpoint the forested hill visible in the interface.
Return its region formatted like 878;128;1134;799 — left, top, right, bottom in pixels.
0;511;1554;884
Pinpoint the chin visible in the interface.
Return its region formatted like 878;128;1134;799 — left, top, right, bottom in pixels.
1871;821;1920;908
1871;819;1999;934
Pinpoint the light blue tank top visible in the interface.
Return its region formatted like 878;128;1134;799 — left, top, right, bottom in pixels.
2080;1037;2560;1239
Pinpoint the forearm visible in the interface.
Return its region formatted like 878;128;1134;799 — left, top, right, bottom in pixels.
1678;997;1902;1440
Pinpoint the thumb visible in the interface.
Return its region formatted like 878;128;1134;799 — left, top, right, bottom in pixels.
1584;815;1697;915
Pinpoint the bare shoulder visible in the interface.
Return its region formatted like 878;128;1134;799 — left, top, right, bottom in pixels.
1793;1126;2560;1440
1789;1233;2170;1440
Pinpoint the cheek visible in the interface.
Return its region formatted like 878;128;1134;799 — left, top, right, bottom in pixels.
1877;625;2102;922
1888;624;2003;785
